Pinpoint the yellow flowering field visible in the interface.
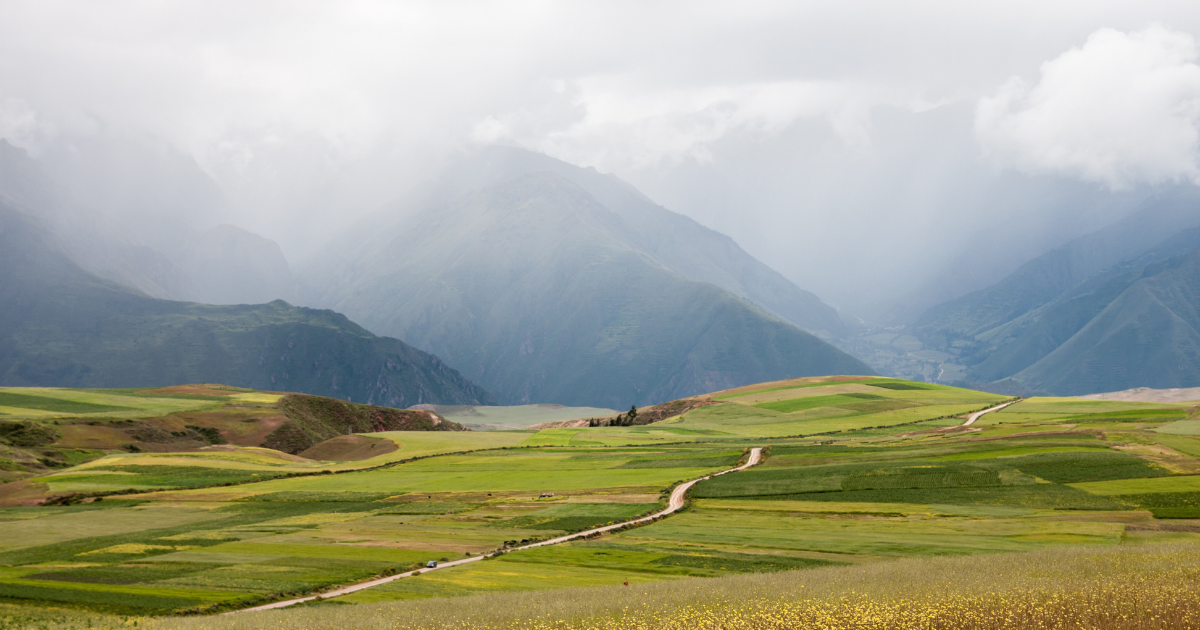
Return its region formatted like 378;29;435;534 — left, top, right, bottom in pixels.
139;541;1200;630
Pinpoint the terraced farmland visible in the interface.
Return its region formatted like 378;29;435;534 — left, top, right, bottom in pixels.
0;376;1198;627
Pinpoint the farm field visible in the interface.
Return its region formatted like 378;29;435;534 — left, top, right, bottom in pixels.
0;385;480;484
0;375;1198;625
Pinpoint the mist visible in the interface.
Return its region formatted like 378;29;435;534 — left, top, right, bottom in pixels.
3;1;1200;323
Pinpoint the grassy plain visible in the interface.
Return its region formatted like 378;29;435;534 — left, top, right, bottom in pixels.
1;376;1199;624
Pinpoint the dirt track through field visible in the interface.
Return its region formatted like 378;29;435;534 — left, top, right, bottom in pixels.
230;447;764;614
962;401;1017;426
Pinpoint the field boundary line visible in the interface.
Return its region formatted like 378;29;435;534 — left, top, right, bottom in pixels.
227;447;763;614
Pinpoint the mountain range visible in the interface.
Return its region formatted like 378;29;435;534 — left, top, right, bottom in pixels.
0;199;494;407
915;193;1200;394
304;148;870;407
0;140;870;408
0;139;301;306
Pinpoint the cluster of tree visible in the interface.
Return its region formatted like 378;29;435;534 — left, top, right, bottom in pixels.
612;405;638;427
587;405;639;427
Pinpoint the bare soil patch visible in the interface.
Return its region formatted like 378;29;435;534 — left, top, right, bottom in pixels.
299;434;399;461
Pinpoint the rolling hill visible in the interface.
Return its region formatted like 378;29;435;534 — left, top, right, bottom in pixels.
2;375;1198;625
0;201;495;409
305;166;871;408
0;384;467;481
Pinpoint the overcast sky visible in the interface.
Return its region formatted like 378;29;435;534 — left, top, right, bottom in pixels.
3;1;1200;319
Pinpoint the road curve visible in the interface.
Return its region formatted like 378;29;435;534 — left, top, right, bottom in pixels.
232;447;764;614
962;401;1018;426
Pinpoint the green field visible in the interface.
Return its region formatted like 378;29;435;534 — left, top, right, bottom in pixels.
0;376;1198;622
0;386;501;484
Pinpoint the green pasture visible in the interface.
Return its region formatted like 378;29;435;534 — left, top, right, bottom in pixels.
712;378;943;400
1071;475;1200;495
622;503;1125;557
0;388;219;420
337;557;674;603
368;431;532;462
1157;420;1200;436
981;398;1187;426
3;377;1200;616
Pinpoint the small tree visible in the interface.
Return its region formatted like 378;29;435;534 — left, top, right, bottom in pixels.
627;405;638;425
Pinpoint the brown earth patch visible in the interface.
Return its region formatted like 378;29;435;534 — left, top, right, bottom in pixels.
0;480;53;506
299;434;399;461
56;424;135;450
165;411;289;447
1114;443;1200;475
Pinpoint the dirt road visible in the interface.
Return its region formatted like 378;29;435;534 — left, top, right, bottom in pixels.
233;447;763;613
962;401;1017;426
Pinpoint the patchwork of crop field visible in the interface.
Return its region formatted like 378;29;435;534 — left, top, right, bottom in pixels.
1;376;1199;623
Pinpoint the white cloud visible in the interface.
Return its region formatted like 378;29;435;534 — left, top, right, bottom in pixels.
488;79;889;172
976;25;1200;188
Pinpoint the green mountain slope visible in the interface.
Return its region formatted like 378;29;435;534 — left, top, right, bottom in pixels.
0;202;496;408
312;172;871;408
1014;252;1200;394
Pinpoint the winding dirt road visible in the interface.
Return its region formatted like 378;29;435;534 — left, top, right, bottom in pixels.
232;447;763;613
962;401;1018;426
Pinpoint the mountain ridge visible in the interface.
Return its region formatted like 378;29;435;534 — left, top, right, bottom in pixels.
0;201;496;407
307;169;871;407
305;146;847;338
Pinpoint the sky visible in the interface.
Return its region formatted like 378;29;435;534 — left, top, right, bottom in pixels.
2;1;1200;320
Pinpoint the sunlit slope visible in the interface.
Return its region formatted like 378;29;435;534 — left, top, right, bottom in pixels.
313;172;870;407
520;376;1006;446
0;202;495;408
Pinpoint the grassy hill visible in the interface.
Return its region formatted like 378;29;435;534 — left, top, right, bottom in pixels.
308;171;870;408
0;202;495;410
1;376;1198;624
0;384;467;482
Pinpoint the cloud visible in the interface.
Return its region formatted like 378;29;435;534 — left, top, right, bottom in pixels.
484;78;891;172
976;25;1200;188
